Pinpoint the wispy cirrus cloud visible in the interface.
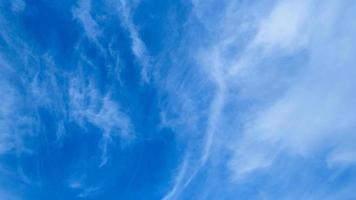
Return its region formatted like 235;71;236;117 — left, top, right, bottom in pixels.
0;77;21;154
162;0;356;199
73;0;102;45
68;175;102;198
69;74;133;166
73;0;151;82
1;2;135;195
71;0;136;166
229;0;356;179
1;0;356;199
106;0;152;82
0;29;38;157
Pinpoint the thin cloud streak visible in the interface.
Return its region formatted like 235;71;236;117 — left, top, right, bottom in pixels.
109;0;152;82
73;0;102;46
69;75;133;166
163;0;356;198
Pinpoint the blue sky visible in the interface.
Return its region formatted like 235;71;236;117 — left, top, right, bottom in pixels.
1;0;356;199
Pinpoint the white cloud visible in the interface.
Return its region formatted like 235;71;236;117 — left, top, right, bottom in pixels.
0;56;36;155
251;0;310;53
327;149;356;168
73;0;151;81
69;76;133;166
106;0;151;82
0;80;19;153
228;0;356;178
163;0;356;197
0;1;136;196
68;176;102;198
71;0;137;166
73;0;102;45
162;155;188;200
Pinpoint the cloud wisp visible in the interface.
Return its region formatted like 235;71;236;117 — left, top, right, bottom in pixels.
1;0;356;199
0;2;135;197
69;76;133;166
109;0;152;82
162;0;356;199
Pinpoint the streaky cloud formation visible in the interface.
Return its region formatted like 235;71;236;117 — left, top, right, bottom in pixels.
162;0;356;199
1;0;356;199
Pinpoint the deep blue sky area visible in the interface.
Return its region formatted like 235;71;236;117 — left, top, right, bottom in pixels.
1;0;356;199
